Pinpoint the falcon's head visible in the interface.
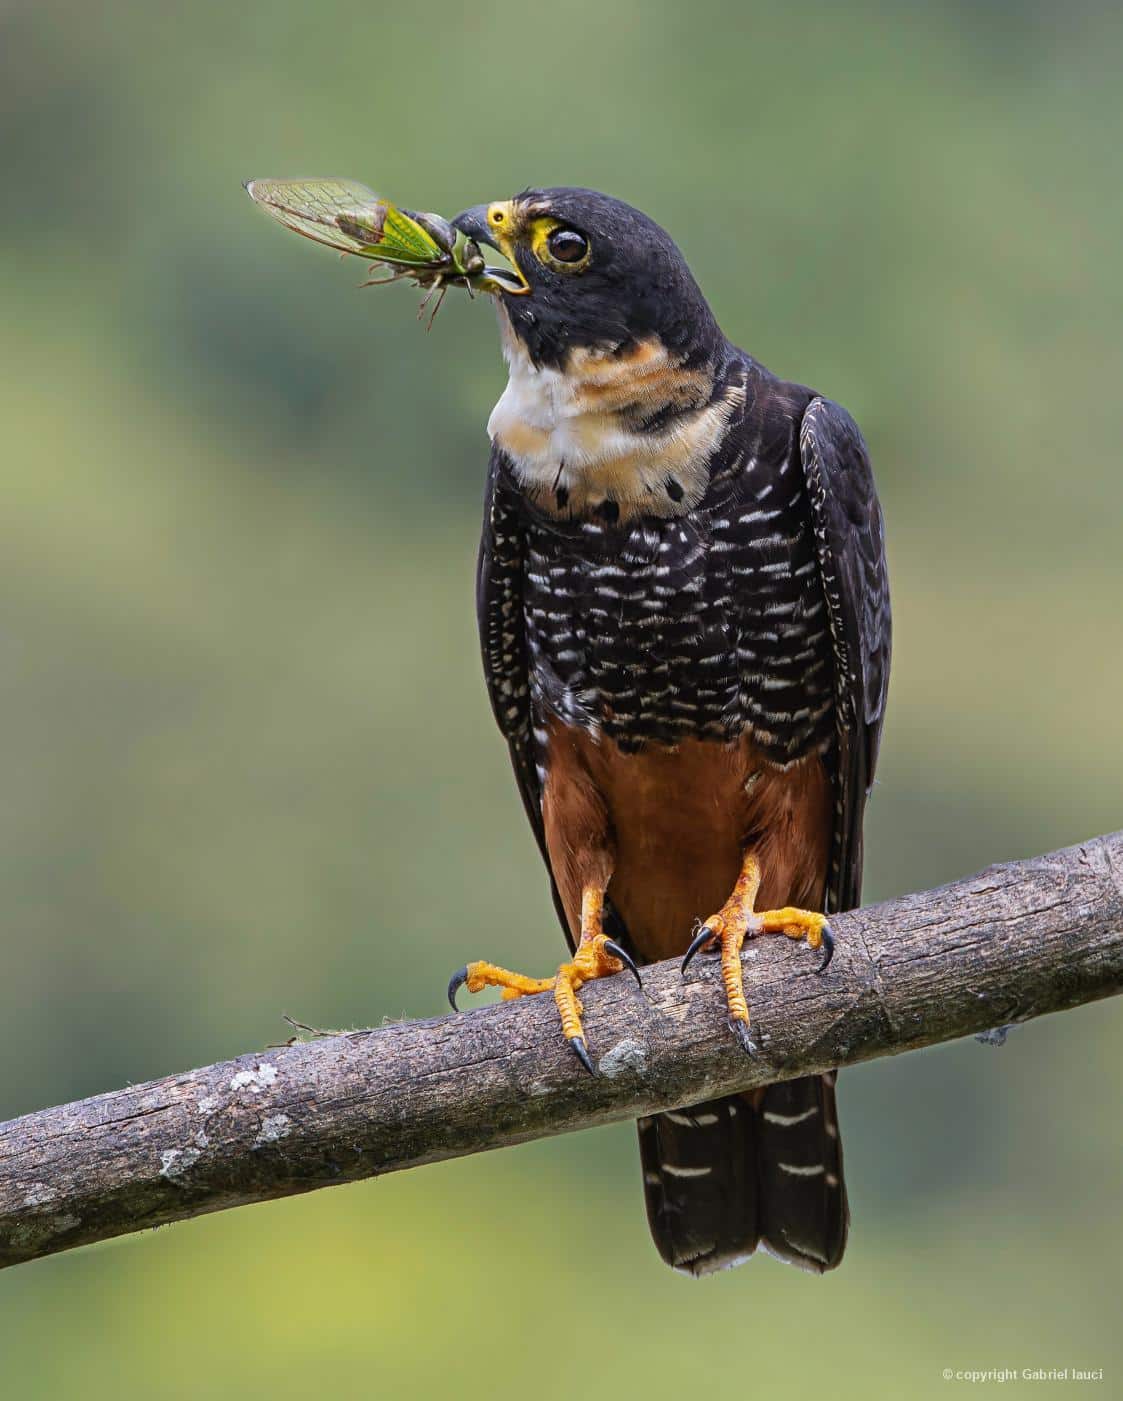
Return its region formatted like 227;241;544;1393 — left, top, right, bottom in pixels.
452;188;724;371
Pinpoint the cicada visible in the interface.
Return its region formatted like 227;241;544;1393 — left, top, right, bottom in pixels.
244;178;495;326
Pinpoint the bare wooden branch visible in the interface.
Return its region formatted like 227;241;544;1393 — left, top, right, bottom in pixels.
3;832;1122;1270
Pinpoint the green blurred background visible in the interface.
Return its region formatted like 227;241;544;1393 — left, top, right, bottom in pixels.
2;0;1121;1395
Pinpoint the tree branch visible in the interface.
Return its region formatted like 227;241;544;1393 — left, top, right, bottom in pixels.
3;832;1122;1270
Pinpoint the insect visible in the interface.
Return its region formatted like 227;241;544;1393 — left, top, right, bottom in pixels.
244;178;507;326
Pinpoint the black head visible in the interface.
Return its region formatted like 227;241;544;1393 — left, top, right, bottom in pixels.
452;188;723;370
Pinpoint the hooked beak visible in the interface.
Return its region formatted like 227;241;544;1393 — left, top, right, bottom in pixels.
452;203;530;295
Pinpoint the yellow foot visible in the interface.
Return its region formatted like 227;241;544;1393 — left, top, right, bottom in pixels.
681;856;834;1053
447;889;642;1075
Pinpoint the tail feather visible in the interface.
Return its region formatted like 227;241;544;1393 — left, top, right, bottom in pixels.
639;1072;848;1276
638;1096;758;1275
756;1072;848;1271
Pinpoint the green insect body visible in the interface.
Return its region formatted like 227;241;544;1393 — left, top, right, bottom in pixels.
244;178;490;322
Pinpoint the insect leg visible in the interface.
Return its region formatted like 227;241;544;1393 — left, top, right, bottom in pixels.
417;277;443;319
424;281;449;330
359;266;411;288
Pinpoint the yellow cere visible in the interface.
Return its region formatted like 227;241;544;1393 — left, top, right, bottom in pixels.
482;203;532;292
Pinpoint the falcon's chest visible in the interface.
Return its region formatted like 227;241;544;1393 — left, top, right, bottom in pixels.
518;466;836;763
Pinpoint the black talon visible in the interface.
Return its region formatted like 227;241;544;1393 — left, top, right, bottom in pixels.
729;1019;757;1054
447;966;469;1011
569;1035;596;1076
816;924;834;973
681;925;715;975
603;939;643;989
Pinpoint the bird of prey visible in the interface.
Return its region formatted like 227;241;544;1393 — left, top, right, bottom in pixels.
446;188;891;1275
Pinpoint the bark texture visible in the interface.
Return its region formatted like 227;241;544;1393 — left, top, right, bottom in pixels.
2;832;1122;1270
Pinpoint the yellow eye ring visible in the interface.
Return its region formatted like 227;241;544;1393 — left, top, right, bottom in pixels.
530;217;591;272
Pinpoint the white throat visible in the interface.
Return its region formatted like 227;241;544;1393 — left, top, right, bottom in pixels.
486;309;738;521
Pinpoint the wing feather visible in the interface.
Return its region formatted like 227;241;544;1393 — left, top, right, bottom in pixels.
476;451;572;945
799;397;891;912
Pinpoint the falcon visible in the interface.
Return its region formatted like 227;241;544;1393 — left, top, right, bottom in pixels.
446;189;891;1275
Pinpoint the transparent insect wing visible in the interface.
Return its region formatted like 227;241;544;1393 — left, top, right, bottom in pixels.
245;179;385;252
244;178;446;268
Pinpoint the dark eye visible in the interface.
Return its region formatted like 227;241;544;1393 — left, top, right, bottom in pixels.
546;227;589;264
